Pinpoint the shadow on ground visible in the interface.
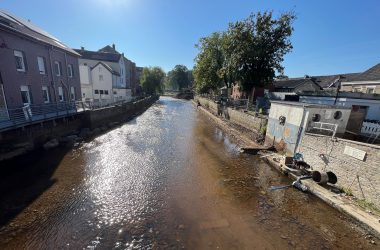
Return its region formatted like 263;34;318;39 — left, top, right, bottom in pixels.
0;147;69;227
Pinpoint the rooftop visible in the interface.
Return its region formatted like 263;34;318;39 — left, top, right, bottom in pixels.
74;49;121;62
270;100;351;109
0;9;80;56
348;63;380;82
274;77;322;89
91;61;120;76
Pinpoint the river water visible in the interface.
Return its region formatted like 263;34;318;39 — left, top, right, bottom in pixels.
0;97;376;249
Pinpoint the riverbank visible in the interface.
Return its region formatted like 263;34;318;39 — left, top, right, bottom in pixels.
1;97;377;249
193;100;380;239
0;96;158;163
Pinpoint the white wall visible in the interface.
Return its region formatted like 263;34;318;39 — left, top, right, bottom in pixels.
79;65;91;85
269;102;304;127
81;85;93;100
305;107;351;134
113;88;132;102
91;64;113;101
300;96;380;121
268;92;296;100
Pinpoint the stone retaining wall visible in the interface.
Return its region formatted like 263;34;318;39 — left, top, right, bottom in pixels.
196;96;219;115
0;96;158;162
83;96;158;129
299;133;380;207
195;96;267;133
226;107;267;133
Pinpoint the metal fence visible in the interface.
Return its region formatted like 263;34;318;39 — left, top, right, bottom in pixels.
0;102;80;132
0;97;146;132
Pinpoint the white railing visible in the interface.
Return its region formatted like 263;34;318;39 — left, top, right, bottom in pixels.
361;121;380;135
310;122;338;138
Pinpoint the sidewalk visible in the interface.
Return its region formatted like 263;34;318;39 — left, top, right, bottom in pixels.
194;101;380;238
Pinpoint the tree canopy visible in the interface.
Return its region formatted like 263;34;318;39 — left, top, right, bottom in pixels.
193;11;296;94
193;32;226;93
140;67;166;95
165;65;192;90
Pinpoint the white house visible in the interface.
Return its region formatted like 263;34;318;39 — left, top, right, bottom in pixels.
74;46;132;104
91;62;119;105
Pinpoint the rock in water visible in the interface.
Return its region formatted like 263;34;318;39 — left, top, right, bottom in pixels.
43;138;59;150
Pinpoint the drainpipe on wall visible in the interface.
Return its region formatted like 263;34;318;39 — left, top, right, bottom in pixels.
64;52;70;103
48;46;57;103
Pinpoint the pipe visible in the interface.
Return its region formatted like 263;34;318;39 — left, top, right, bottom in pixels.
48;46;57;103
312;171;337;184
327;171;338;184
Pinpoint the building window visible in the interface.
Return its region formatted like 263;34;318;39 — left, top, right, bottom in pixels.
20;85;31;105
104;90;109;95
94;89;99;94
366;87;375;94
353;87;362;93
113;91;117;95
14;50;26;72
58;86;64;102
99;90;104;95
54;61;61;76
70;86;75;101
67;64;73;78
42;86;50;103
99;75;103;81
37;56;46;74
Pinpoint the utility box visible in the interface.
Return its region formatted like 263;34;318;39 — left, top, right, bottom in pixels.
266;101;351;155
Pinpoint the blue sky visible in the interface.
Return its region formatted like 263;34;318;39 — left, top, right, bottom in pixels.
2;0;380;77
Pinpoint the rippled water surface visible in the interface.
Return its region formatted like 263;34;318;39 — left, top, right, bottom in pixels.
0;97;376;249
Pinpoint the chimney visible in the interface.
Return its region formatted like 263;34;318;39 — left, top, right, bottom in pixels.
112;44;115;50
81;46;84;51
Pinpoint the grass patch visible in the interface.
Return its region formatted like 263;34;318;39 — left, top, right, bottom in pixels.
342;187;353;196
356;199;380;215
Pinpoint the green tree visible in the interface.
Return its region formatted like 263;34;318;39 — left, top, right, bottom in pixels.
187;70;194;88
222;11;296;92
165;65;191;90
193;32;226;93
140;66;166;95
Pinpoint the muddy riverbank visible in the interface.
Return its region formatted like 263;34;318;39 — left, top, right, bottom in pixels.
0;97;377;249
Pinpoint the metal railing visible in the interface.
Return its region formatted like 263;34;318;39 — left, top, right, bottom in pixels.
0;102;79;131
309;122;338;138
0;96;147;132
76;97;136;111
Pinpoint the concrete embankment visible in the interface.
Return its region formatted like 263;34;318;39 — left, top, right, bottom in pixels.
195;96;267;142
0;96;158;162
194;99;380;238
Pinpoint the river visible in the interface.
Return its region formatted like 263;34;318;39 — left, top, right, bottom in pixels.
0;97;375;249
